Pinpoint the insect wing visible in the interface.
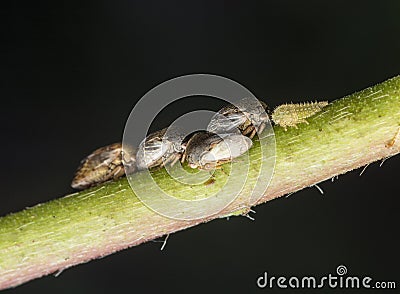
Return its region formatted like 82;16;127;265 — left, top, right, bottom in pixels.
208;112;245;134
71;143;123;189
137;139;167;169
202;134;253;163
88;144;122;169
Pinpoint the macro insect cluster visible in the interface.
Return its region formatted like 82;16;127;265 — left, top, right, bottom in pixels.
72;98;328;190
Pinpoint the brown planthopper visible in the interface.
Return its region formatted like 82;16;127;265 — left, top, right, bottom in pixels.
207;97;270;139
135;127;186;170
71;143;136;190
182;131;253;170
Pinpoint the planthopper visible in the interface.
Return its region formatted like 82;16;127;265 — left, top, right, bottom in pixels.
207;97;270;139
71;142;136;190
182;131;253;170
135;127;186;170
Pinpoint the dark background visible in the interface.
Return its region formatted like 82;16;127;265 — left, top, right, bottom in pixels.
1;1;399;293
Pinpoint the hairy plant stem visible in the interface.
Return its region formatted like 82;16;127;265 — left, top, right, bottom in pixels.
1;76;399;289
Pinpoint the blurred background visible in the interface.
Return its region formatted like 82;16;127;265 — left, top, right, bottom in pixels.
1;1;399;293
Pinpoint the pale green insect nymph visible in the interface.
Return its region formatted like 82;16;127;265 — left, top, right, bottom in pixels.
271;101;328;130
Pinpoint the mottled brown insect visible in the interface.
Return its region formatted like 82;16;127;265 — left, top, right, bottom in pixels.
271;101;328;130
72;99;329;189
71;143;136;190
136;127;186;170
208;97;270;139
182;131;253;170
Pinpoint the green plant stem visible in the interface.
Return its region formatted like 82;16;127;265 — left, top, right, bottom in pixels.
1;76;399;289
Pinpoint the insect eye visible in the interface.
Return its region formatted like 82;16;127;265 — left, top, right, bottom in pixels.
174;143;185;153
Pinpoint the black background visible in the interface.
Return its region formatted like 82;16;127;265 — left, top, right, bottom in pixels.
1;1;399;293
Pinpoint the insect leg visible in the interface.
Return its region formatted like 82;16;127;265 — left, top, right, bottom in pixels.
169;154;182;166
162;154;176;167
112;166;125;179
299;118;309;125
248;128;257;139
180;152;186;163
241;125;253;137
257;122;266;135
